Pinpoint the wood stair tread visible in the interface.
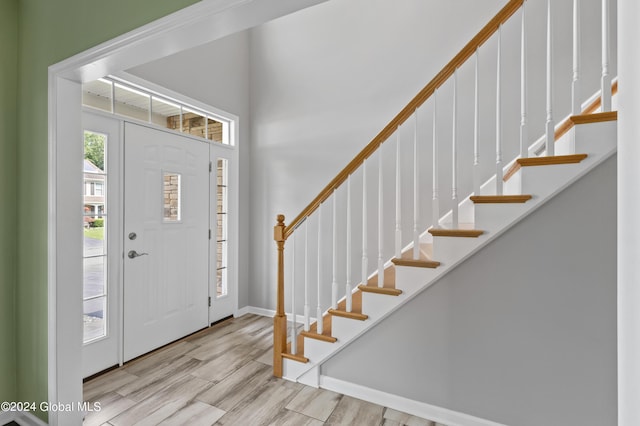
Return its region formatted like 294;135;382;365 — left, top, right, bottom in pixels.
328;291;368;320
359;264;405;294
391;257;440;268
364;265;396;289
504;154;589;182
517;154;588;167
554;82;617;141
429;228;484;238
570;111;618;125
300;315;336;342
357;284;402;296
391;243;440;268
282;351;309;363
470;195;532;204
285;333;308;363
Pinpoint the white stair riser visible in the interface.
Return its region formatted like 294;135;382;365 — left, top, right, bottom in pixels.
361;292;406;321
474;202;530;231
331;315;369;342
304;337;337;364
432;235;484;264
555;130;576;156
395;266;439;295
575;121;617;155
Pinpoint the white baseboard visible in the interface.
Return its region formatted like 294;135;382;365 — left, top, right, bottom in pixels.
235;306;316;324
319;376;506;426
0;410;48;426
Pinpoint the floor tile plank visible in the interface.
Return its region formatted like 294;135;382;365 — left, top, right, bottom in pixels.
215;376;303;425
324;395;385;426
84;369;140;402
285;386;342;422
83;392;136;426
196;360;272;411
268;409;325;426
109;375;212;426
384;408;436;426
156;400;225;426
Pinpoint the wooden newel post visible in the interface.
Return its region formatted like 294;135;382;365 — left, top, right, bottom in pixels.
273;214;287;377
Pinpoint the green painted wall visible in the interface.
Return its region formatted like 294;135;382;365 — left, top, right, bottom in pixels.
15;0;200;421
0;0;19;405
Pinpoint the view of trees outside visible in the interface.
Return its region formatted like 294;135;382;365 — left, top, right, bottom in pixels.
85;131;105;170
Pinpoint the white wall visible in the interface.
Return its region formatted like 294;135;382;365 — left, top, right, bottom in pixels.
322;155;618;426
127;30;252;307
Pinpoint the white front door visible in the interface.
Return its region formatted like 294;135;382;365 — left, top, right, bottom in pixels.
123;122;210;361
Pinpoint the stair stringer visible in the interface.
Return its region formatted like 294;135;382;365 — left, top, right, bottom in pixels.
282;119;617;383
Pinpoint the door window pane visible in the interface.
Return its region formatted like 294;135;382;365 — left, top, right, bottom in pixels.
163;172;182;222
114;83;151;121
182;109;207;139
84;217;107;257
152;97;181;128
83;130;108;343
83;297;106;343
207;117;223;143
83;256;106;298
82;78;113;113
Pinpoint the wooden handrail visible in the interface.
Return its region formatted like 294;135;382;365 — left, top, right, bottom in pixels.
283;0;524;239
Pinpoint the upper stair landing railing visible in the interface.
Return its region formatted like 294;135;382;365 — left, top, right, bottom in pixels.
273;0;615;378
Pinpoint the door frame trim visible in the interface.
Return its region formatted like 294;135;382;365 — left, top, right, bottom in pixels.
48;0;326;424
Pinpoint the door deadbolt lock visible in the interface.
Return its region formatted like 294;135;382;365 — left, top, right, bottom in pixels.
128;232;137;240
128;250;148;259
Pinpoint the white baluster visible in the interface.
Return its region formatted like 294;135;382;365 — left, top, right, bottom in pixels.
395;129;402;260
432;91;440;229
521;2;529;159
496;26;504;194
378;150;384;288
474;50;481;196
572;0;581;116
291;233;297;354
362;160;368;287
601;0;611;111
331;190;338;310
303;219;310;332
317;205;323;335
346;175;353;312
413;111;420;260
452;70;459;225
546;0;555;156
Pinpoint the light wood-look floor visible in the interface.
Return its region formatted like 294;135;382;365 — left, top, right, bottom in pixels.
83;314;443;426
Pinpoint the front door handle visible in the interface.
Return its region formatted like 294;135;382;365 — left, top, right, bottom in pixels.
128;250;149;259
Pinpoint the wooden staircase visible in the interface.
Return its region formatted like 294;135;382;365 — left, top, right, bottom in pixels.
279;110;616;382
272;1;618;413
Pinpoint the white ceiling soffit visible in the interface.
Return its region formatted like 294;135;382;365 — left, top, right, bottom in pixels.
55;0;328;83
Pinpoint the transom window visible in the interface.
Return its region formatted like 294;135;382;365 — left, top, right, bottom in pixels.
82;77;231;145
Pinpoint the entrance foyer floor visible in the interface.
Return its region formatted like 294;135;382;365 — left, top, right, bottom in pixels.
83;314;441;425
